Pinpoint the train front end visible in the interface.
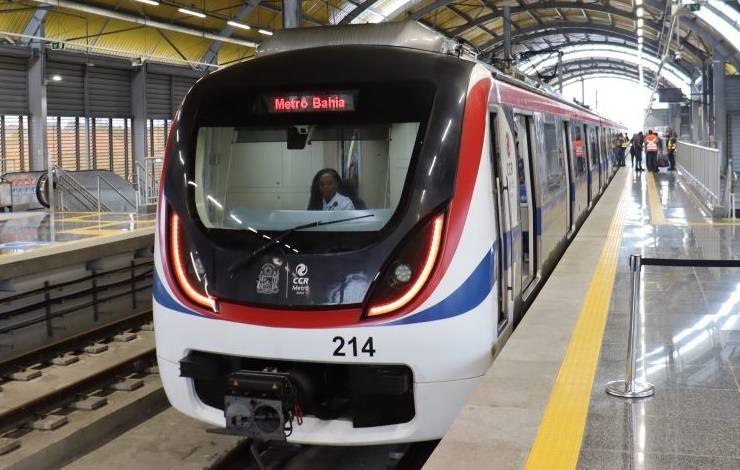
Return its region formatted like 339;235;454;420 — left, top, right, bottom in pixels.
154;40;497;444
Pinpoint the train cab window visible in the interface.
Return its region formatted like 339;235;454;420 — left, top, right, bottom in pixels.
193;122;419;234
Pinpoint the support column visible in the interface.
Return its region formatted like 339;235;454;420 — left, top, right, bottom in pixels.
704;63;712;142
557;53;563;94
503;6;512;71
713;51;726;175
131;67;147;181
282;0;301;29
27;41;47;171
691;80;702;142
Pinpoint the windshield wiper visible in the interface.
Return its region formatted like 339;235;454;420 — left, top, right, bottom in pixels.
228;214;374;273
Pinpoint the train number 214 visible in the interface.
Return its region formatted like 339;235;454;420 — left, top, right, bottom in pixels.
332;336;375;357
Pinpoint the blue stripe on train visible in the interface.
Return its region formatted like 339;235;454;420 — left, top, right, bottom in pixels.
388;247;496;325
153;274;205;317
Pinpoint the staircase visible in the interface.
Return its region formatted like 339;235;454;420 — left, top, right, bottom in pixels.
53;167;112;212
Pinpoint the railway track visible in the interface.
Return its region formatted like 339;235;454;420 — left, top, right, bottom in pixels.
207;437;439;470
0;308;162;468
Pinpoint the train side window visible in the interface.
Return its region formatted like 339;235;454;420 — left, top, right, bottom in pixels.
590;127;599;166
542;122;564;197
572;124;586;175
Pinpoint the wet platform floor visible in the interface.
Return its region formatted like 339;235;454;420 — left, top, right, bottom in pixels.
0;211;155;258
426;167;740;470
578;171;740;469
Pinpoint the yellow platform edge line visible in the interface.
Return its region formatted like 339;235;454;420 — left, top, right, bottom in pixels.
524;177;629;470
646;174;666;225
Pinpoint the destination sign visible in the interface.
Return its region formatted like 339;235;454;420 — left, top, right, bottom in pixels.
265;92;356;113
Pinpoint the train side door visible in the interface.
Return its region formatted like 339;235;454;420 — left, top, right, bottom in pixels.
583;124;593;206
591;126;602;190
562;120;574;235
490;111;520;328
513;114;535;291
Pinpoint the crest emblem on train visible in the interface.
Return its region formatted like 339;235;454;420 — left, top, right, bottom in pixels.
256;263;280;295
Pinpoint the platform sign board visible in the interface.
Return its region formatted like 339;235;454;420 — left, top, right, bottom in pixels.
658;87;683;103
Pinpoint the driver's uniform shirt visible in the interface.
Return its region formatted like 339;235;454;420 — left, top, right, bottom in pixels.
322;193;355;211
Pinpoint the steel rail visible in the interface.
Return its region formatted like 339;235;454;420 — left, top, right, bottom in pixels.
0;348;156;437
0;308;152;379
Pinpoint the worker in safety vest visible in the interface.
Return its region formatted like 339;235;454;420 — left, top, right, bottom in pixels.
645;130;660;173
667;132;677;171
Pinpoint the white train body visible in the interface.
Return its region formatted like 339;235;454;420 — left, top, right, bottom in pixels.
154;23;623;445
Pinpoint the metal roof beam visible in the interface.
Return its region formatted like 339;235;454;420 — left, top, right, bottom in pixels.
507;31;695;76
32;0;258;48
546;58;663;87
555;66;658;86
339;0;381;25
200;0;261;65
20;7;48;45
445;1;665;37
257;2;325;26
482;22;705;64
678;13;740;70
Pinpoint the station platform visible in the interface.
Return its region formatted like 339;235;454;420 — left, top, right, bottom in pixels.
0;211;154;258
426;168;740;469
0;211;154;282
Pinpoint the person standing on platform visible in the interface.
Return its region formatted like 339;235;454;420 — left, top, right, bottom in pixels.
631;133;644;171
613;134;623;166
667;132;677;171
645;130;659;172
621;133;629;166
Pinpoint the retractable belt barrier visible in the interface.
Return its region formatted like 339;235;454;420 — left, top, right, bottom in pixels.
606;255;740;399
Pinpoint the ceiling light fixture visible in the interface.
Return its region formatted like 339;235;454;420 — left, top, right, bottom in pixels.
51;74;62;81
637;7;644;17
637;28;643;36
134;0;160;6
258;29;273;36
637;18;644;28
178;7;206;18
227;20;251;30
635;0;643;5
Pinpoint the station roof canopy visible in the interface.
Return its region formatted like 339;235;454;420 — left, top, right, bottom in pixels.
0;1;737;79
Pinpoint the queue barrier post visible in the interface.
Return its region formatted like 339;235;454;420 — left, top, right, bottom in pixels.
606;254;655;398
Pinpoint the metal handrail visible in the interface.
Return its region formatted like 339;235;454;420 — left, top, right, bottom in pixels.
96;173;137;212
675;141;721;208
134;158;160;206
53;166;109;212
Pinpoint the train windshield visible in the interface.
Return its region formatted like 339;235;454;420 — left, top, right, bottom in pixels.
193;122;420;233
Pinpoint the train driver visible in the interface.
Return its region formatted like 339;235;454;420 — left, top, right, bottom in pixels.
307;168;356;211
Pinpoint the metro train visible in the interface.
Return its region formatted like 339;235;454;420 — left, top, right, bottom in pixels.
153;23;624;445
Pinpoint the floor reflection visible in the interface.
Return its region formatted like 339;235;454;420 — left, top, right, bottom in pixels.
579;168;740;469
0;211;155;257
